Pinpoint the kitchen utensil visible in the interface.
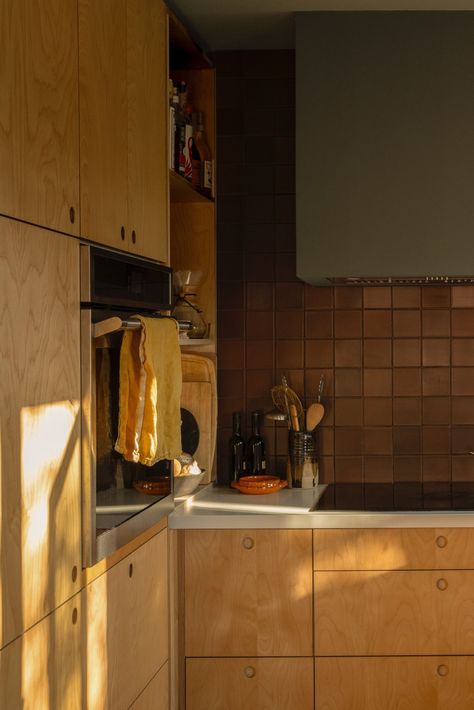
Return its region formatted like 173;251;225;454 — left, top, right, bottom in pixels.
317;374;325;403
287;431;317;488
231;476;288;495
265;409;289;423
271;376;304;420
306;402;325;431
289;404;300;431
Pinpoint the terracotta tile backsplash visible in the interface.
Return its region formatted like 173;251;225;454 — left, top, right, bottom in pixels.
215;49;474;485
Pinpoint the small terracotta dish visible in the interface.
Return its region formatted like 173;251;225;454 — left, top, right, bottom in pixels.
231;475;288;495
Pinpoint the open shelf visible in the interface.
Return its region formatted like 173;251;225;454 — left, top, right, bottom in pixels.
170;170;214;204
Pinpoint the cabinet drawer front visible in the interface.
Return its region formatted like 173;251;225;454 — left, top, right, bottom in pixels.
185;529;313;657
313;528;474;570
315;657;474;710
186;658;313;710
315;570;474;656
130;661;168;710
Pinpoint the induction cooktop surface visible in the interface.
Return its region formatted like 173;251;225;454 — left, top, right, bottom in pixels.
316;482;474;512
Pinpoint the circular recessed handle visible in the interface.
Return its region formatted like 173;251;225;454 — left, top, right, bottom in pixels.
242;536;255;550
72;607;78;625
244;666;256;679
437;664;449;677
121;226;126;241
436;535;447;549
71;565;78;583
69;206;75;224
436;578;448;591
129;563;134;578
132;229;136;244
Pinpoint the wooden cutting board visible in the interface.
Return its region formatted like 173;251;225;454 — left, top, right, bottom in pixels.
181;354;217;483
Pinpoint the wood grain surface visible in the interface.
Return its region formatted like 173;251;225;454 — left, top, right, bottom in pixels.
85;528;168;709
130;660;169;710
0;0;79;234
185;529;313;657
314;528;474;571
0;217;81;649
186;657;314;710
315;656;474;710
315;569;474;656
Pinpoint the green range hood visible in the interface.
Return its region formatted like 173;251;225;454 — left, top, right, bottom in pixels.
296;11;474;285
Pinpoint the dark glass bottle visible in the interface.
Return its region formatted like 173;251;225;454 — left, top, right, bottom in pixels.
229;412;245;484
247;411;266;475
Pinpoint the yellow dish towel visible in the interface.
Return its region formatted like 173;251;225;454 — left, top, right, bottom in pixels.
115;316;182;465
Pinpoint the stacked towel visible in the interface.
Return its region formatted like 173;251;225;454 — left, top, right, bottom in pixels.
115;317;182;465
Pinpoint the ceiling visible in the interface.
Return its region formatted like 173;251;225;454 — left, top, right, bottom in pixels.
167;0;474;50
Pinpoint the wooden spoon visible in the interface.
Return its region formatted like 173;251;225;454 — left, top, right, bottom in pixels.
306;402;325;431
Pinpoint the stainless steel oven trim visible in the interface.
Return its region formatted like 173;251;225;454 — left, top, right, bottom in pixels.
80;243;174;568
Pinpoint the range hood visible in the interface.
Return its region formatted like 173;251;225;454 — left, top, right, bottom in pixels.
296;12;474;285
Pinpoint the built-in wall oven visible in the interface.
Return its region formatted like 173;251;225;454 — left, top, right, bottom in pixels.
81;244;178;567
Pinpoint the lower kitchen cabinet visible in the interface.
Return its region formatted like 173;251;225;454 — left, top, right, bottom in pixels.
0;592;82;709
84;528;169;710
130;660;169;710
315;657;474;710
184;529;313;657
186;658;314;710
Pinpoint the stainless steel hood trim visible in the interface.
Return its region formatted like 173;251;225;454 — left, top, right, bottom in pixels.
329;276;474;285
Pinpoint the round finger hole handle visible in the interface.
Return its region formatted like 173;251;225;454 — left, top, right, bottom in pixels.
244;666;256;679
242;536;255;550
436;578;448;591
436;535;447;549
437;664;449;677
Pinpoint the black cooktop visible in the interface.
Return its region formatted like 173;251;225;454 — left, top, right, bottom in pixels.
317;483;474;512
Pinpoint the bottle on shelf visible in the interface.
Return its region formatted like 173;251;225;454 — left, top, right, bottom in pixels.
193;112;213;197
190;112;201;189
228;411;245;486
169;80;176;170
247;411;266;476
172;84;181;173
177;82;188;176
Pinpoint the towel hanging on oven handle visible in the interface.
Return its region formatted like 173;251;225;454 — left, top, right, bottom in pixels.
92;316;192;339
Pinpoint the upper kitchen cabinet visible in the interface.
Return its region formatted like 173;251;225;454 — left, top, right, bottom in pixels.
0;0;80;235
0;216;82;650
168;11;216;350
79;0;169;263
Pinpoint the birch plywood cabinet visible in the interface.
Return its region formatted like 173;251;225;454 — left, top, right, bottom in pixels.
313;528;474;709
0;217;82;650
79;0;168;262
182;529;313;710
85;528;169;710
0;593;83;710
0;0;80;235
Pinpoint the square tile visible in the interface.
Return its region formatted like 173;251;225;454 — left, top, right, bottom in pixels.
452;368;474;396
306;369;334;398
452;286;474;308
452;339;474;366
275;282;303;310
364;456;393;482
364;398;393;426
335;427;363;455
452;310;474;337
247;282;273;310
335;369;362;396
452;455;474;481
393;456;422;481
218;340;245;370
422;310;450;337
364;339;392;367
334;310;362;338
451;427;474;454
304;285;333;309
318;456;335;483
422;456;451;482
276;340;304;369
305;311;333;339
246;340;274;369
423;397;450;426
275;311;303;339
422;368;451;396
364;369;392;396
422;339;450;366
334;456;363;482
393;368;421;396
335;340;362;368
393;426;421;454
363;287;392;309
305;340;333;369
218;309;245;339
335;398;363;426
393;397;422;425
245;252;274;281
393;339;420;367
364;428;393;455
334;287;362;309
422;427;451;454
421;286;451;309
392;287;421;308
246;311;274;340
363;310;392;338
393;310;421;337
452;397;474;425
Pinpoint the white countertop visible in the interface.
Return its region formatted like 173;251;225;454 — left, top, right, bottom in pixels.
169;484;474;529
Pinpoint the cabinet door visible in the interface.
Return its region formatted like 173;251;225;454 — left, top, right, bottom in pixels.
186;658;313;710
185;530;313;657
130;661;169;710
0;0;79;234
0;591;82;709
0;217;81;649
127;0;169;263
315;657;474;710
85;528;169;710
79;0;128;249
315;570;474;656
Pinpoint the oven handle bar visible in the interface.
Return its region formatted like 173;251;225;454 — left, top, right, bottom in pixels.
92;316;192;339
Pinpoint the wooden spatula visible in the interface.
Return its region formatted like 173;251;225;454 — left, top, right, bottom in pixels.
306;402;325;431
